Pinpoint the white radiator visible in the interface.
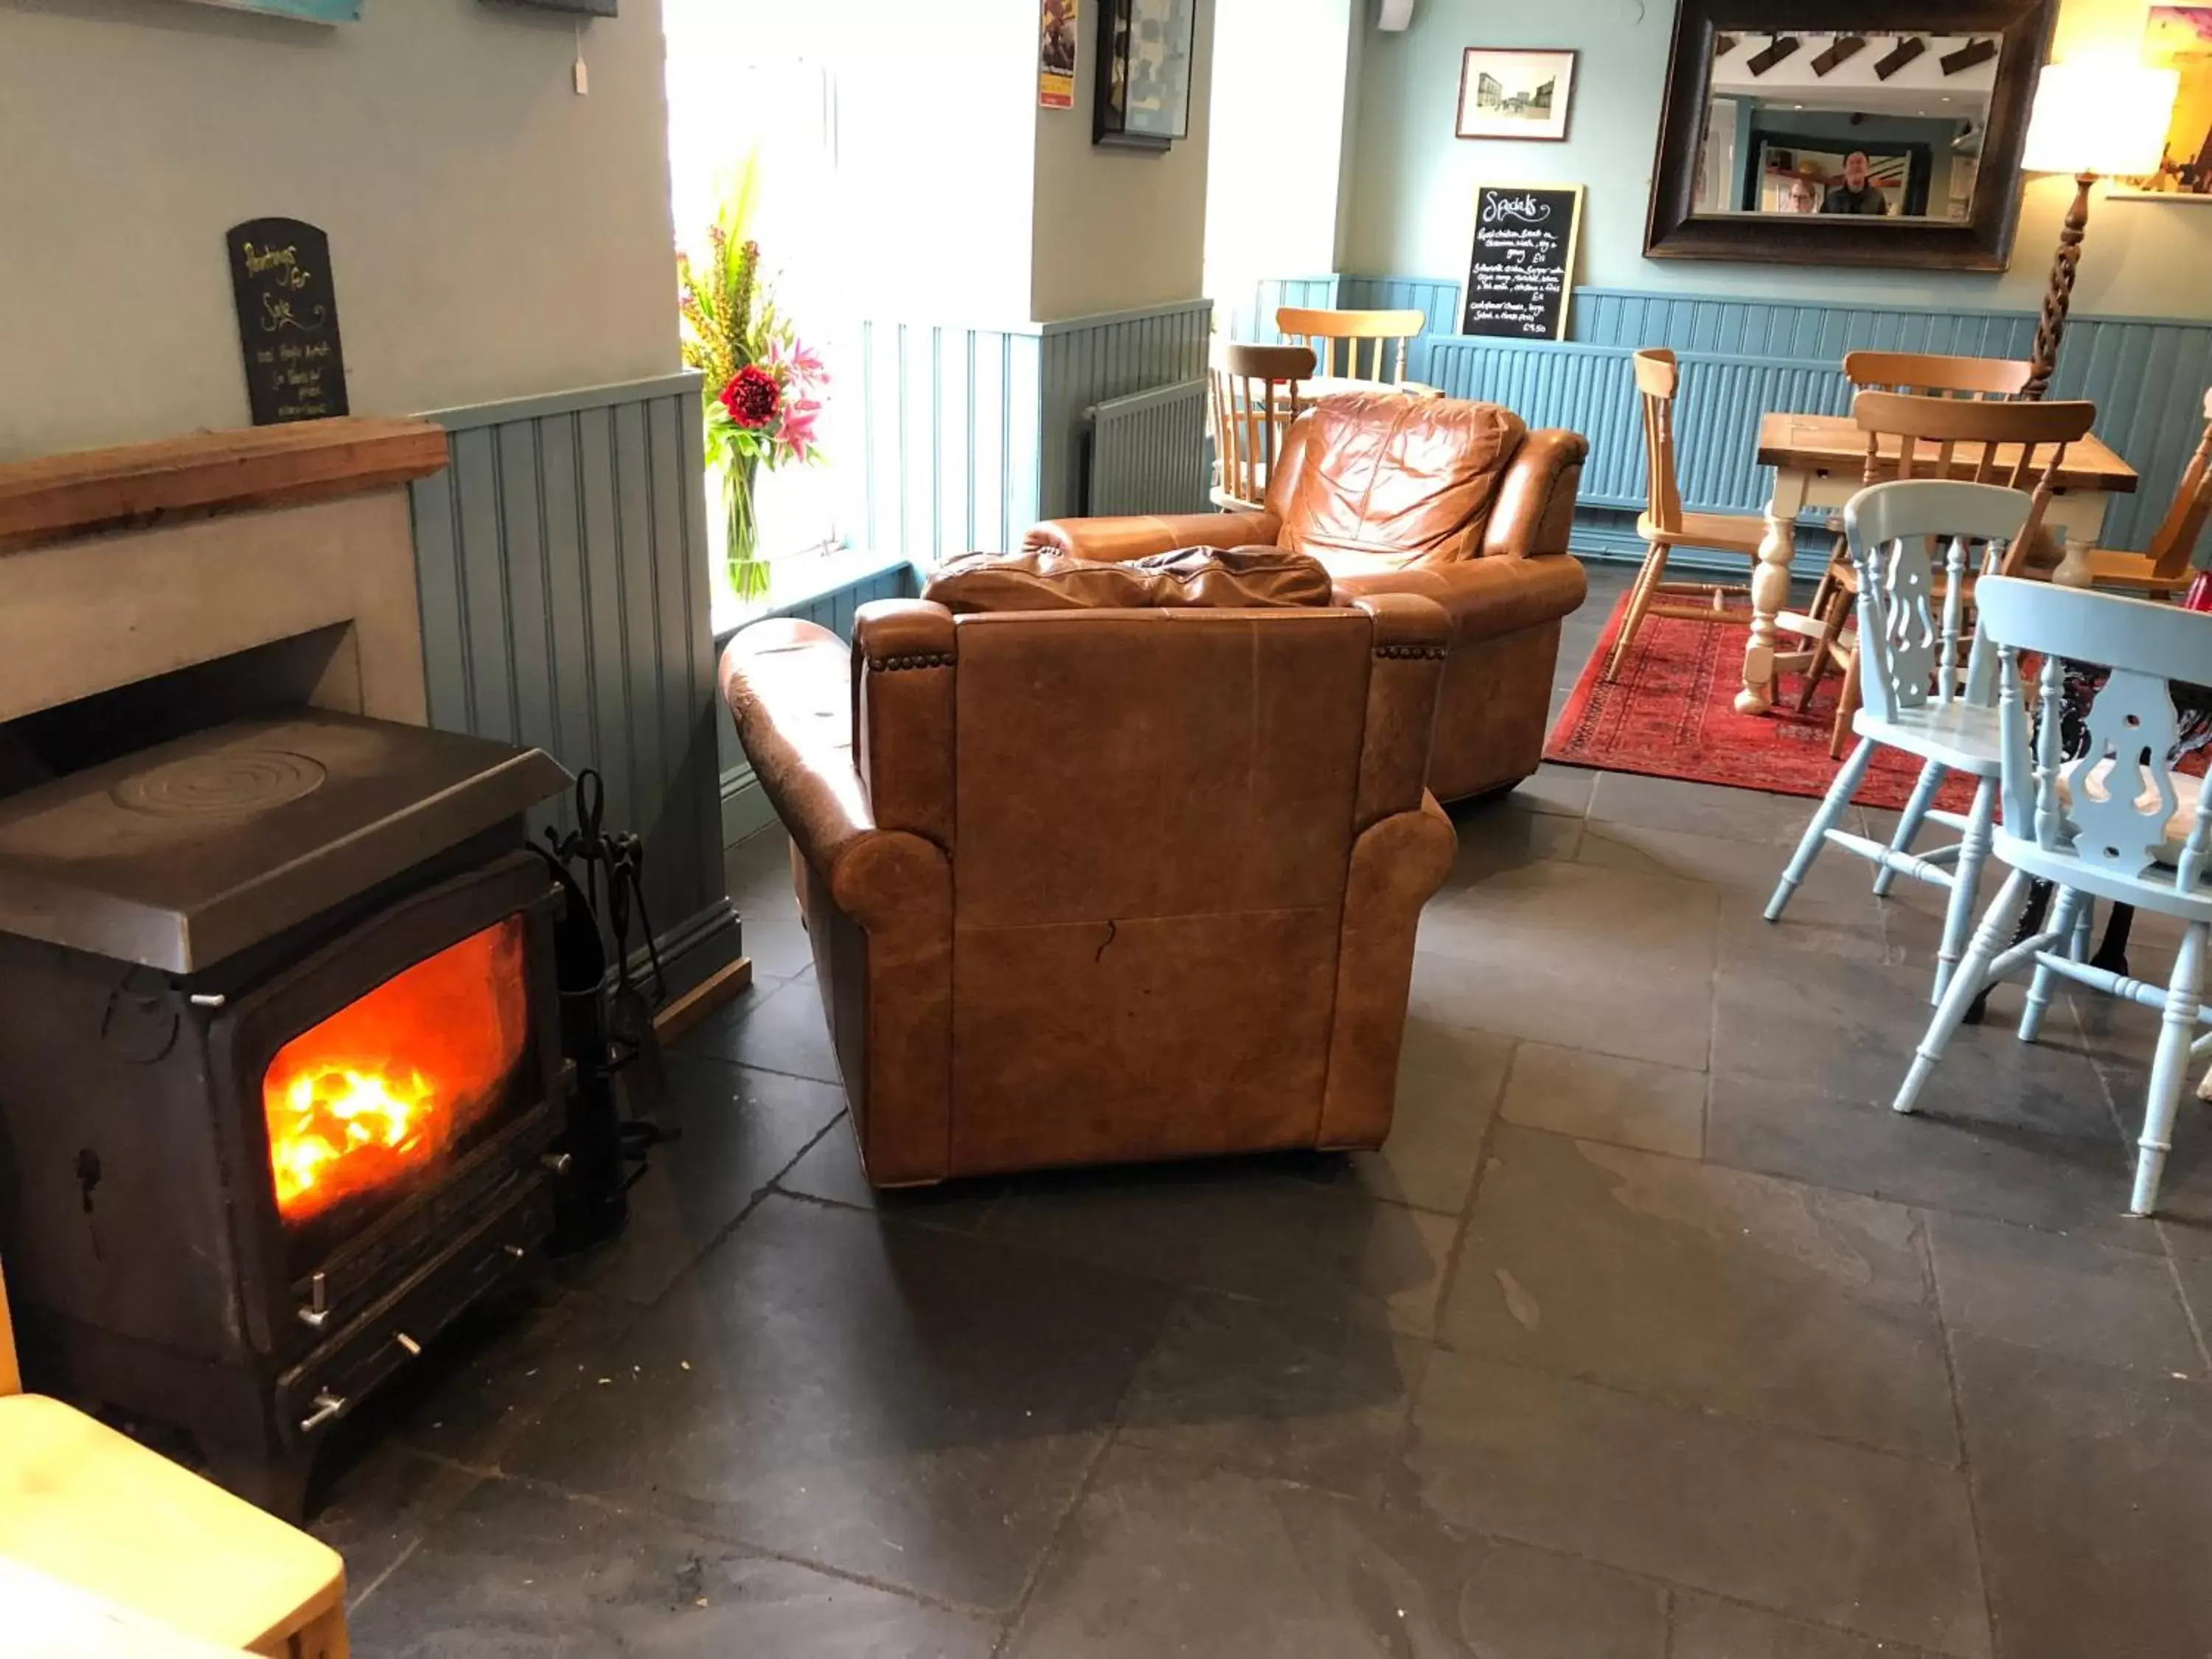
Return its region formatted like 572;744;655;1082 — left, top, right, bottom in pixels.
1086;378;1211;517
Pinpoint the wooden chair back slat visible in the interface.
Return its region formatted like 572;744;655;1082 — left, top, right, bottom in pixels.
1209;341;1315;511
1273;307;1426;387
1853;391;2097;576
1633;347;1684;535
2142;385;2212;585
1843;350;2035;400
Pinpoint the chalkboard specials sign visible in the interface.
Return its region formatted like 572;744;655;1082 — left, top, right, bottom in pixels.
1461;184;1583;343
226;217;349;425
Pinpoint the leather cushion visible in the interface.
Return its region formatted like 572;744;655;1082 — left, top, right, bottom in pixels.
923;545;1332;613
1274;393;1527;568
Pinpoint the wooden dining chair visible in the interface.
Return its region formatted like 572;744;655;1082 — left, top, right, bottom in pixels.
1604;347;1768;681
1208;341;1315;512
1790;351;2037;717
1792;389;2098;758
1274;307;1428;386
0;1258;351;1658
2082;385;2212;600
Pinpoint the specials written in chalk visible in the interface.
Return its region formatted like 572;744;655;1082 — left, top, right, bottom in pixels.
1461;184;1583;342
225;217;350;425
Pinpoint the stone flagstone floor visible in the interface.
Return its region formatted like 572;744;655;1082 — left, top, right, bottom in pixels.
308;562;2212;1657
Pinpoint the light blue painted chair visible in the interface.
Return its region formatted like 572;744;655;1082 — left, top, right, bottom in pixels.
1766;480;2035;1001
1896;576;2212;1216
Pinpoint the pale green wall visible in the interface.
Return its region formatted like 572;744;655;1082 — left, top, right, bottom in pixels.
1343;0;2212;319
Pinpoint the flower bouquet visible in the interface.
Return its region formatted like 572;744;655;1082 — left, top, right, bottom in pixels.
678;166;825;602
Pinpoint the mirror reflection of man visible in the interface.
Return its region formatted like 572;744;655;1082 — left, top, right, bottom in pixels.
1822;150;1889;215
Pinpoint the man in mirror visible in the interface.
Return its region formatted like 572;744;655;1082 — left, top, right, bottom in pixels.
1821;150;1889;215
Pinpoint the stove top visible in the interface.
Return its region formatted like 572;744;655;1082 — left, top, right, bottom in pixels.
0;711;568;972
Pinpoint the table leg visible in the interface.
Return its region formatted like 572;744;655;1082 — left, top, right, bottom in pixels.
1737;467;1807;716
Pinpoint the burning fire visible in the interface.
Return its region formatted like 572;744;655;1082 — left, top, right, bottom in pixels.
263;915;530;1225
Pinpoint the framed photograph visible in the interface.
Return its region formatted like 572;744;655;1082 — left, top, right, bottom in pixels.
2110;4;2212;199
1455;48;1578;142
1094;0;1197;152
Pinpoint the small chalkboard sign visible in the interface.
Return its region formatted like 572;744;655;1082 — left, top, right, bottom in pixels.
226;218;349;425
1461;184;1583;342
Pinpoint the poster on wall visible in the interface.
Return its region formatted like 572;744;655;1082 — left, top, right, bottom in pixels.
1461;184;1583;341
2114;5;2212;197
226;218;351;425
171;0;362;20
1040;0;1078;109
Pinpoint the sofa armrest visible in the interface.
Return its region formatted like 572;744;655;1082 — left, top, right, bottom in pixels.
1024;510;1282;563
1481;428;1587;560
1347;594;1449;830
1332;553;1586;644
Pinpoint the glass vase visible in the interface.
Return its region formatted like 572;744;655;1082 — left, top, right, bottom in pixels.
722;456;770;602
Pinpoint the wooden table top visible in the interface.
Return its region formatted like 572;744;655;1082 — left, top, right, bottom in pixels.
1756;411;2139;494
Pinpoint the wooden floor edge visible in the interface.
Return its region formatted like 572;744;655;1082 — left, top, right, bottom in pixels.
652;956;753;1046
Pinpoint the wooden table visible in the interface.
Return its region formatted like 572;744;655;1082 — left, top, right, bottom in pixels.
1736;412;2140;714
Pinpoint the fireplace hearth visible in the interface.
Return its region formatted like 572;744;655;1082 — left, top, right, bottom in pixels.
0;709;571;1515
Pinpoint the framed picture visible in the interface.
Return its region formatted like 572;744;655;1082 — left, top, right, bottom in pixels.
2110;4;2212;198
1455;48;1578;142
1093;0;1197;151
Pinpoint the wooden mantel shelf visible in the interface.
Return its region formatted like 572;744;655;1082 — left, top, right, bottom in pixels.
0;417;450;552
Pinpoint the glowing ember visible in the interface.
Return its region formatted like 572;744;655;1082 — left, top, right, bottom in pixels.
263;916;529;1224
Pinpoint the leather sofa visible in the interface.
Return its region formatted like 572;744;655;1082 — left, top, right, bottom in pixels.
1026;392;1588;801
719;555;1457;1186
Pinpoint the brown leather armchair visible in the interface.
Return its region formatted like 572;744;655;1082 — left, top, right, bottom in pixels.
1027;392;1588;801
720;587;1457;1186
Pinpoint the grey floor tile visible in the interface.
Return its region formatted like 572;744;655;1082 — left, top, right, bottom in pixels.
1407;1350;1989;1657
557;1054;846;1306
1587;772;1834;846
1117;1289;1427;1506
348;1475;998;1657
977;1160;1459;1336
1497;1039;1706;1158
309;1442;486;1605
1669;1593;1946;1658
1705;1071;2148;1254
1003;1444;1668;1659
1927;1210;2200;1377
1711;953;2124;1145
497;1194;1174;1610
2170;1253;2212;1347
1414;859;1717;1071
1443;1126;1956;1461
680;971;842;1085
1952;1330;2212;1659
773;1116;1003;1228
1512;762;1596;819
726;829;815;982
1279;1020;1514;1214
1440;792;1585;883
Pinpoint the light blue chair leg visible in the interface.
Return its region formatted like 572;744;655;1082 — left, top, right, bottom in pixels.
1931;775;1999;1004
2018;886;2089;1044
1767;737;1876;923
2070;901;2094;961
1897;868;2032;1114
2129;921;2209;1217
1874;758;1944;899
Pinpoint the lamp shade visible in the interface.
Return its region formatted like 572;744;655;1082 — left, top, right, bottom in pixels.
2022;60;2181;175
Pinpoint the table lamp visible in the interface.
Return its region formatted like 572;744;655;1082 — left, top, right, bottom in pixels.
2020;59;2180;397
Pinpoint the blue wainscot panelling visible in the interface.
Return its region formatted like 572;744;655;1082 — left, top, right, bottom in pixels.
408;372;740;999
1249;276;2212;564
850;300;1212;557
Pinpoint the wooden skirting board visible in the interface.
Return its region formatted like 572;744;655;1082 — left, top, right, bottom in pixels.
652;955;754;1046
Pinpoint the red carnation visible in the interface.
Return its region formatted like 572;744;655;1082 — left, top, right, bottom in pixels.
719;364;782;429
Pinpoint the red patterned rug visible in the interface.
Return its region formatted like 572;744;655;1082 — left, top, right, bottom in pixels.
1546;588;1943;810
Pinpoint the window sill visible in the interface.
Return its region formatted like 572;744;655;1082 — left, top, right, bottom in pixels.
710;547;919;646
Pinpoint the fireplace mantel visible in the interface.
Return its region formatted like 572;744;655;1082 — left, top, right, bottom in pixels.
0;418;448;553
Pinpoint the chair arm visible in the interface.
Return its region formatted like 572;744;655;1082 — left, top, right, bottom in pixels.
1481;428;1588;560
1024;510;1282;562
1331;553;1587;644
720;619;911;920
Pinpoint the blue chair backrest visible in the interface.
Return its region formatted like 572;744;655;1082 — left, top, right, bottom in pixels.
1844;479;2033;726
1975;574;2212;890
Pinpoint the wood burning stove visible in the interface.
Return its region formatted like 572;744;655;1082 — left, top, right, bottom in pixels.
0;707;571;1516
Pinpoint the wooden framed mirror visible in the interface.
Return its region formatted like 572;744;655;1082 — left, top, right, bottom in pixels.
1644;0;2059;270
